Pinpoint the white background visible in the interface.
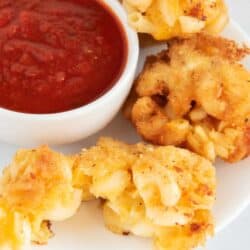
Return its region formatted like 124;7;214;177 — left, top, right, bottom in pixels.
207;1;250;249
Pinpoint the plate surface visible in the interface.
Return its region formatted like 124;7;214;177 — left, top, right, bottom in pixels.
0;20;249;250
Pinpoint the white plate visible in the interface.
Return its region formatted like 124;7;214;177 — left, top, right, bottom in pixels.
0;20;250;250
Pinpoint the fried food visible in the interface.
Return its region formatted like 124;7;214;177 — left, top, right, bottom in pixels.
154;210;214;250
72;137;141;202
0;198;31;250
132;146;215;224
125;33;250;162
0;138;216;250
0;146;82;248
123;0;228;40
74;137;216;250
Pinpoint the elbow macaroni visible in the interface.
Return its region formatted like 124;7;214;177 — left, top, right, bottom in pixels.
128;12;155;34
125;0;153;12
123;0;228;40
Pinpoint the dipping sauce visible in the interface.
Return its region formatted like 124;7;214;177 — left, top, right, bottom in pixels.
0;0;127;114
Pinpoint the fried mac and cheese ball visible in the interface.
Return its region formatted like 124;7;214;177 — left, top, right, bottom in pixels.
0;138;216;250
0;146;82;246
123;0;228;40
0;200;53;249
125;34;250;162
74;137;216;250
132;146;215;226
72;137;148;202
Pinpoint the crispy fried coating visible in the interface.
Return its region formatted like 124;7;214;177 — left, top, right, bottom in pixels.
132;146;215;225
0;146;82;247
154;210;214;250
125;33;250;162
74;137;216;250
0;146;82;220
72;138;148;201
123;0;228;40
0;138;216;250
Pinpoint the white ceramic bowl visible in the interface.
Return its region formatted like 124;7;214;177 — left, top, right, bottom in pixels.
0;0;139;147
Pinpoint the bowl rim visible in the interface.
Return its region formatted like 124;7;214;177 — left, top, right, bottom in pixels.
0;0;139;120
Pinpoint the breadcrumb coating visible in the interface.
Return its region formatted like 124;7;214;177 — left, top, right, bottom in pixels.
75;137;216;250
124;33;250;162
123;0;228;40
0;138;216;250
0;146;82;248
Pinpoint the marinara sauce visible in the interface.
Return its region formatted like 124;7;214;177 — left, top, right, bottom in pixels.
0;0;127;114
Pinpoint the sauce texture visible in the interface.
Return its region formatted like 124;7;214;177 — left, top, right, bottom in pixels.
0;0;127;114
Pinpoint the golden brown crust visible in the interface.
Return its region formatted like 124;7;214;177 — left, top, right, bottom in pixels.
0;146;77;215
154;210;214;250
0;146;82;248
0;138;216;250
74;137;215;250
125;33;250;162
123;0;229;40
168;33;250;61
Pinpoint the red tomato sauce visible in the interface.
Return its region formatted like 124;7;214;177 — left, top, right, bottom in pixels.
0;0;127;114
